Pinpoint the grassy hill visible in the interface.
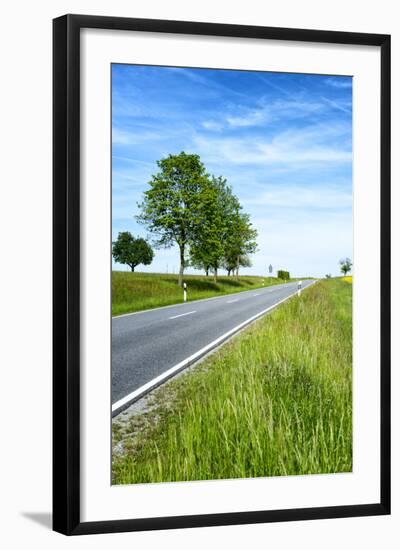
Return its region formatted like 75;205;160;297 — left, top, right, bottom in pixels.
112;271;287;316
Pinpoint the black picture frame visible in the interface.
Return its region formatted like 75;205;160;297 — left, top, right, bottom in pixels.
53;14;391;536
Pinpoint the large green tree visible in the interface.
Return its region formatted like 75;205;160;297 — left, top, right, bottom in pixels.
189;176;257;281
112;232;154;272
189;176;230;282
137;152;208;286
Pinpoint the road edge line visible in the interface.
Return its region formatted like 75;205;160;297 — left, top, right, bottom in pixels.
112;281;316;417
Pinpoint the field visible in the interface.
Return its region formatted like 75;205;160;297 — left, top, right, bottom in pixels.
112;278;352;483
342;276;353;283
112;271;286;316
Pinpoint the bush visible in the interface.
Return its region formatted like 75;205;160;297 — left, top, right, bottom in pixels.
277;270;290;280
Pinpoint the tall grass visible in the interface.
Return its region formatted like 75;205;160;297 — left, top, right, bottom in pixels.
112;271;284;315
112;279;352;483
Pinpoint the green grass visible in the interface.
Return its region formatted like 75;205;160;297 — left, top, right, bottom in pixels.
112;271;287;315
112;279;352;484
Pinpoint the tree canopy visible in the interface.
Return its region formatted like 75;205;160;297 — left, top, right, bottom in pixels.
136;152;209;286
339;257;352;276
137;151;258;284
112;232;154;272
188;176;257;280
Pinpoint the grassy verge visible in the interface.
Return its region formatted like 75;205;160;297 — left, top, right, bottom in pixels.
112;271;287;316
112;279;352;483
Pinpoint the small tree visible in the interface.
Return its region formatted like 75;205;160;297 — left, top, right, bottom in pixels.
112;232;154;272
325;273;332;279
224;210;257;279
339;257;352;276
224;255;237;276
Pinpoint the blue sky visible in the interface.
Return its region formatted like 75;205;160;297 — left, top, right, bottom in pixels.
112;64;352;278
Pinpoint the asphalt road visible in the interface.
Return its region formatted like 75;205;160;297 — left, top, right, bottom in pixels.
112;279;314;412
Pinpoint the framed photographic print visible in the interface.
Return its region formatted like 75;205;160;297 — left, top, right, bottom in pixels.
53;14;390;535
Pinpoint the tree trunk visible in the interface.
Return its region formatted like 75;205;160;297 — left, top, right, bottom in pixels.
205;267;209;277
227;269;231;276
214;268;217;283
236;255;240;279
131;265;135;272
178;245;185;286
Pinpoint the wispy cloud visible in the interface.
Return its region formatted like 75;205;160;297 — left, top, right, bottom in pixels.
163;67;248;99
112;156;154;166
206;96;339;130
226;109;266;127
193;122;351;166
322;97;352;114
241;183;352;210
324;77;352;88
201;120;224;131
112;128;161;146
112;65;353;277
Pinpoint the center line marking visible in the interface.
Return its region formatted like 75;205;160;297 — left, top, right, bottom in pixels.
226;299;239;303
253;293;260;297
169;310;196;320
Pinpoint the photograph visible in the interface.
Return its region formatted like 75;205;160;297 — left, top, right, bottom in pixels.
110;64;353;485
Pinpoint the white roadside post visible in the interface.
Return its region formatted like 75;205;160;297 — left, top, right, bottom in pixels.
183;282;187;303
297;280;302;297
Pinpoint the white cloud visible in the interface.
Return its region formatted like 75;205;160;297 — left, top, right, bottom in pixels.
322;97;352;114
241;183;352;210
206;97;326;130
324;77;352;88
201;120;224;131
226;109;266;127
112;128;155;146
164;67;247;98
193;122;351;166
112;156;154;166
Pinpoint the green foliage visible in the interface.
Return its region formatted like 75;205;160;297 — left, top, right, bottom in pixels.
189;175;228;279
112;232;154;272
112;280;352;482
223;210;257;278
189;176;257;280
326;273;332;279
136;152;209;285
277;269;290;280
339;257;352;276
136;151;258;284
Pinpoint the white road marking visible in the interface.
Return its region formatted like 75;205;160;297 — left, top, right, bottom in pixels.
169;310;196;320
112;281;316;416
253;293;260;297
226;299;239;303
112;281;294;320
